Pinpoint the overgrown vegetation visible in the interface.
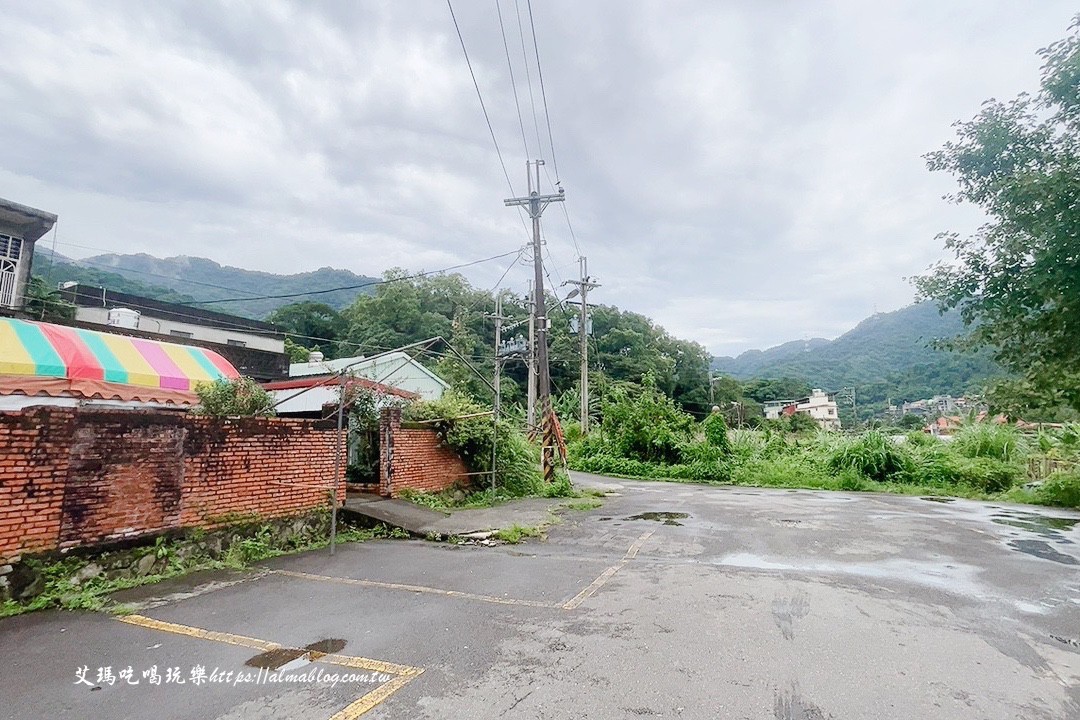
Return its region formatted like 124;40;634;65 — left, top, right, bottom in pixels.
401;392;574;508
569;381;1080;508
0;520;400;618
191;376;276;417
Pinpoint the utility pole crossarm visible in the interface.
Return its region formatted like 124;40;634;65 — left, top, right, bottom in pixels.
507;159;564;482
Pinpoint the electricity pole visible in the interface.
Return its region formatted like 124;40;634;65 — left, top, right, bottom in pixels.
563;256;600;434
487;292;508;495
505;160;565;482
526;280;536;430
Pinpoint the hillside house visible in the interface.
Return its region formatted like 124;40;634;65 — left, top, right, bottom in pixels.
763;389;842;430
0;198;57;311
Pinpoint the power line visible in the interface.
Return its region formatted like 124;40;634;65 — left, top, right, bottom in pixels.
526;0;560;181
190;248;524;305
495;0;531;160
446;0;517;197
43;244;265;297
25;248;530;352
513;0;545;156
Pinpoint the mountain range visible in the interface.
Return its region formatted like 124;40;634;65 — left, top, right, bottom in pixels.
33;249;379;318
712;302;1001;407
33;249;999;410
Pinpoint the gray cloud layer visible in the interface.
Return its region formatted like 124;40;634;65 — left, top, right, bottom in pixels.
1;1;1074;354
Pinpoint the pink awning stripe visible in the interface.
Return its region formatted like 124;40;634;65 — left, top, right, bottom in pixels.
130;338;189;390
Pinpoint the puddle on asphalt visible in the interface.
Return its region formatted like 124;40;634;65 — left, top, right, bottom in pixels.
992;513;1079;542
246;639;347;669
1008;539;1079;565
305;639;347;656
920;497;955;503
626;511;690;526
246;648;305;669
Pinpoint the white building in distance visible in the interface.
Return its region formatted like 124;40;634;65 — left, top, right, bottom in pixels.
763;389;842;430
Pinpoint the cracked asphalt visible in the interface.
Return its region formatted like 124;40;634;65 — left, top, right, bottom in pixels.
3;471;1079;719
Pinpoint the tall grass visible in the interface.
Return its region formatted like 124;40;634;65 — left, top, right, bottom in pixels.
953;423;1025;461
827;431;911;482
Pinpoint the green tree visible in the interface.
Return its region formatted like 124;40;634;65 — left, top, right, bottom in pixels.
600;374;696;464
24;277;76;324
743;377;812;404
268;302;346;359
284;337;312;363
916;18;1080;412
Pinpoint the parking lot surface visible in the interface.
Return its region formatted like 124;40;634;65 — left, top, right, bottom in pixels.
3;472;1078;719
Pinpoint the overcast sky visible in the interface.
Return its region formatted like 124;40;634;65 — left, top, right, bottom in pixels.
2;1;1075;356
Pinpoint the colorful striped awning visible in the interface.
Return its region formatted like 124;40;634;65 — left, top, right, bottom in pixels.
0;318;239;404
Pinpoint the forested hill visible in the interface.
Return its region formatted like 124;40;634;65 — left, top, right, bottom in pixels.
33;249;379;318
712;302;1001;406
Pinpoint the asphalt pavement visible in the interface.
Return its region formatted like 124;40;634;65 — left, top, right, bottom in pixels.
2;472;1078;719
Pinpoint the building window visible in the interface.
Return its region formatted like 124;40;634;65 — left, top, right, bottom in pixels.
170;330;194;339
0;234;22;261
227;339;247;347
0;233;22;308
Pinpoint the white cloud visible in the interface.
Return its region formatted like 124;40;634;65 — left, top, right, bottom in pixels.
0;0;1075;356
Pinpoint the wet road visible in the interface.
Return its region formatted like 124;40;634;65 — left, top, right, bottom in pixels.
3;472;1079;719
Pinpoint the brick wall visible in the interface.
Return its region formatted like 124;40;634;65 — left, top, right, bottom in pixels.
0;406;344;564
379;407;470;498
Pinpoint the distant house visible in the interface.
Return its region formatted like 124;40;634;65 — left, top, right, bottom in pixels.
58;283;289;381
0;198;57;311
288;351;450;401
763;389;842;430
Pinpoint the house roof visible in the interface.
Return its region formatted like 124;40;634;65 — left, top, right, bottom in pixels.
0;198;57;243
59;284;282;336
289;351;451;389
0;318;238;405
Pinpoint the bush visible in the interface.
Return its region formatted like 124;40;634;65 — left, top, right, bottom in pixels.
192;377;276;417
905;430;938;447
909;445;1022;491
600;376;695;464
1034;469;1080;508
702;412;731;454
828;431;911;483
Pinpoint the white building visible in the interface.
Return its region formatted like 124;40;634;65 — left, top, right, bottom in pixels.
289;351;450;401
61;284;284;353
763;389;841;430
58;283;288;380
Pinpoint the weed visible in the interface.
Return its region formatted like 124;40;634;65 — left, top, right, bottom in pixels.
492;524;543;543
567;499;603;511
1;519;393;619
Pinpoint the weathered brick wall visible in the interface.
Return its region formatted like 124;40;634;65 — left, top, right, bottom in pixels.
0;407;72;566
0;406;343;564
379;407;470;497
